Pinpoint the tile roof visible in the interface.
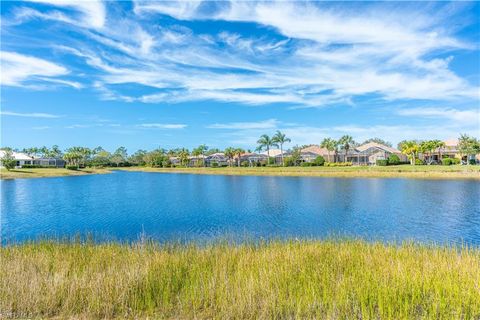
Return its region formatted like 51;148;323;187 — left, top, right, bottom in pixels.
301;145;330;155
355;142;400;154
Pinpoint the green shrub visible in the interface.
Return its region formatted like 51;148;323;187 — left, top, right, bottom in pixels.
313;156;325;166
376;159;389;166
284;157;295;167
415;159;424;165
21;164;50;169
442;158;460;165
387;154;400;165
442;158;453;166
468;159;476;165
66;165;78;170
241;161;249;167
211;162;218;168
0;150;16;170
300;162;315;167
161;160;172;168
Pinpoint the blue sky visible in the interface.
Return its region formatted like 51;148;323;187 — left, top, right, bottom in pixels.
1;0;479;152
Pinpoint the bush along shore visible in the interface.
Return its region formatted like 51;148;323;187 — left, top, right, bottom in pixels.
1;240;479;319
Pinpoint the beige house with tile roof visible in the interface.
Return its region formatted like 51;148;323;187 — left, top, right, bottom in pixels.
297;142;406;165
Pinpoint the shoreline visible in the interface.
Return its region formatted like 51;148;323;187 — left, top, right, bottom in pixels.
120;165;480;180
1;239;478;319
0;168;111;180
1;165;479;180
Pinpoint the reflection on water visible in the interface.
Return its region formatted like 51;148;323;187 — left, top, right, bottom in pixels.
1;171;479;245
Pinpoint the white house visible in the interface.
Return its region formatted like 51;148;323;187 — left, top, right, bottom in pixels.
0;150;34;168
0;150;66;168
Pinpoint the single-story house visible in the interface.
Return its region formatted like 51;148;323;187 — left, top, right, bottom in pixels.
240;152;268;166
0;150;65;168
348;142;406;165
420;139;480;164
188;155;207;167
260;149;283;158
205;153;229;167
296;142;405;165
301;146;332;162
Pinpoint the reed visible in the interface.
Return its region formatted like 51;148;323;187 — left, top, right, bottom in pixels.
1;240;479;319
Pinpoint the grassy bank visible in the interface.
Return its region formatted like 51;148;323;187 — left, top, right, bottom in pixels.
0;167;111;180
122;165;480;179
1;240;479;319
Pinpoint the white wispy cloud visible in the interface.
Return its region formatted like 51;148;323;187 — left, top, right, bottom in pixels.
397;107;480;125
4;1;479;107
24;0;105;28
108;2;479;105
65;124;90;129
0;110;62;118
139;123;187;129
0;51;75;88
208;119;279;130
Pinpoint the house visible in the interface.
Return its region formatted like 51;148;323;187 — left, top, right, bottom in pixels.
351;142;406;165
260;149;283;158
168;156;181;166
295;142;405;165
188;155;207;167
32;157;66;168
424;139;480;164
0;150;65;168
301;146;332;162
240;152;268;166
205;153;229;167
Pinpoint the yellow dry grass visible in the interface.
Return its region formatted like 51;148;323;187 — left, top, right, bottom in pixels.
1;240;479;319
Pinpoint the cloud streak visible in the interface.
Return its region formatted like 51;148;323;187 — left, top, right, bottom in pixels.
397;107;480;126
0;51;75;88
208;119;279;130
0;110;62;118
139;123;187;129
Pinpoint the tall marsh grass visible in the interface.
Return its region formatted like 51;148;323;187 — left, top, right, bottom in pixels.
1;240;479;319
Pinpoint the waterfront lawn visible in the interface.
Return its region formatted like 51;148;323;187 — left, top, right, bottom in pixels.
123;164;480;179
1;240;479;319
0;167;111;179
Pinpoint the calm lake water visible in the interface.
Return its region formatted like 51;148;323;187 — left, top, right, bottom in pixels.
1;171;479;245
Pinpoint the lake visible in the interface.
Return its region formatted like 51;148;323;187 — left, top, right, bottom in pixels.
1;171;479;245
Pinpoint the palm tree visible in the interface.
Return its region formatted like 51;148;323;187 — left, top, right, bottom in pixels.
224;147;235;167
399;140;419;165
256;134;278;165
63;150;82;166
338;135;355;163
320;138;337;163
192;145;208;167
272;131;291;166
234;148;245;167
459;134;480;164
178;148;190;167
434;140;446;163
39;146;50;158
23;147;39;158
65;147;91;167
50;145;62;158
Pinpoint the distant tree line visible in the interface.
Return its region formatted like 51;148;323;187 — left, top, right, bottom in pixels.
1;132;479;170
